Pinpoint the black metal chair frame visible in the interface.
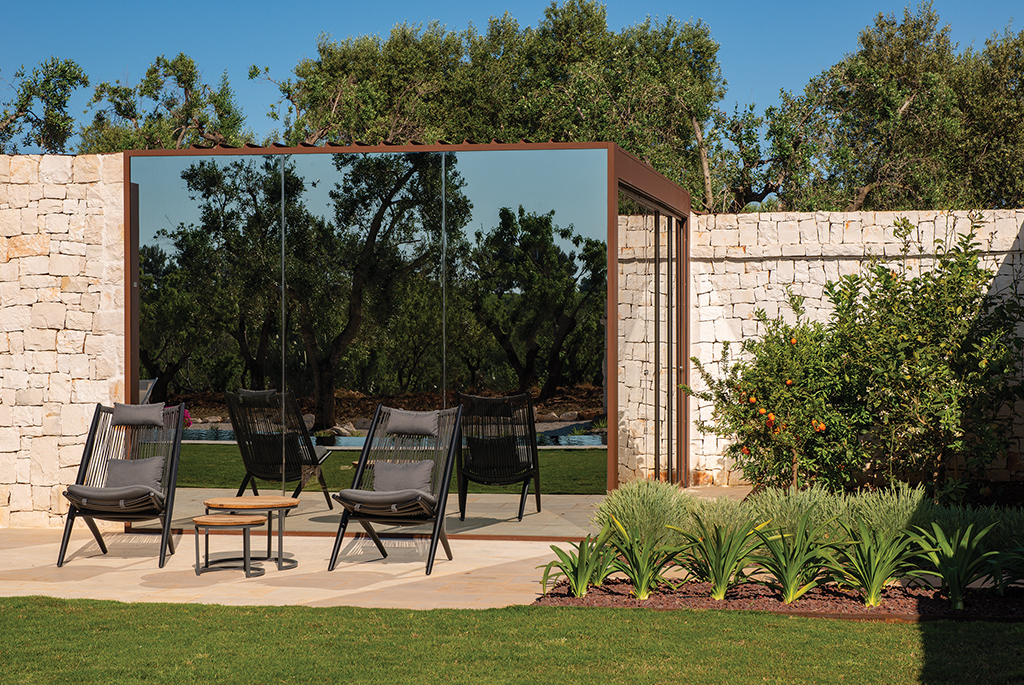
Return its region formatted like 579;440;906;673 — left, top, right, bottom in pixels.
456;393;541;521
224;390;333;509
57;403;185;568
328;404;462;575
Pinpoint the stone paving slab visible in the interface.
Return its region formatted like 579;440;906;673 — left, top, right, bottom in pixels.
0;527;557;609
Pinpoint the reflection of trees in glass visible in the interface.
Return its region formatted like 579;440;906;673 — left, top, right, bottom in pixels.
286;153;470;428
469;206;607;401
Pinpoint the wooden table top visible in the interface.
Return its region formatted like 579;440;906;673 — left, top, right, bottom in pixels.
193;513;267;527
204;496;301;510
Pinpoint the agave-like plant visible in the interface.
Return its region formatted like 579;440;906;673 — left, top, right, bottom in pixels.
607;515;682;601
751;508;838;604
539;524;616;597
671;515;768;601
911;522;997;611
988;545;1024;596
830;518;921;608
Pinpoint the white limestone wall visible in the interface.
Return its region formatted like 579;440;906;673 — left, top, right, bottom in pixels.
617;213;680;483
0;154;125;527
686;209;1024;485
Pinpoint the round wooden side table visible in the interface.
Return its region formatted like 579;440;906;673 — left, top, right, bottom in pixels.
203;496;301;571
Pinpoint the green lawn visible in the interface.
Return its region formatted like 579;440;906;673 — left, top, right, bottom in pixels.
176;444;607;494
3;596;1022;684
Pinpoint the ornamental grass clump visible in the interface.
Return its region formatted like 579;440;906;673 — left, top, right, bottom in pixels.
538;525;616;598
671;514;768;601
751;508;838;604
594;478;692;547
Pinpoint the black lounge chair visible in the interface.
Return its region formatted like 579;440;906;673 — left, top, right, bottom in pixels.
224;390;333;508
328;404;462;575
57;402;185;568
456;393;541;521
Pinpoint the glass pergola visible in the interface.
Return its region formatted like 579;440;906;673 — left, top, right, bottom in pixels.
123;141;690;489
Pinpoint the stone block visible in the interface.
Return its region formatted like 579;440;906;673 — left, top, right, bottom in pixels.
60;403;96;436
30;301;66;329
0;305;30;332
778;221;799;243
9;510;50;527
7;233;50;259
91;309;123;335
9;156;39;184
73;155;101;183
39;155;73;184
65;310;93;331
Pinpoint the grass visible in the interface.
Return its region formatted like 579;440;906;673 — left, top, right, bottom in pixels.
2;596;1023;684
176;444;607;495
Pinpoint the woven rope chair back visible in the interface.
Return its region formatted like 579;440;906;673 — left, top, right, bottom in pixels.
356;405;461;499
80;404;183;494
457;393;538;484
225;391;316;482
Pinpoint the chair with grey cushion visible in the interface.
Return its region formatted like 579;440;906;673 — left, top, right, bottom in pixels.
57;402;185;568
328;404;462;575
224;390;333;509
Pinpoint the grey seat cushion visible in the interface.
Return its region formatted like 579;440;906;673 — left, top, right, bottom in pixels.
66;483;164;504
335;488;437;508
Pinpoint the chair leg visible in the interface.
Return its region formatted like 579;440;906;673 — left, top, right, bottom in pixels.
357;520;388;559
236;474;252;498
158;514;175;569
517;479;531;521
457;471;468;521
533;467;542;513
56;507;78;567
317;469;333;509
425;514;450;576
327;510;351;571
83;517;107;554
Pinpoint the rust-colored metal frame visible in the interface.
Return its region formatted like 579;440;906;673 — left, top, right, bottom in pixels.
123;141;692;492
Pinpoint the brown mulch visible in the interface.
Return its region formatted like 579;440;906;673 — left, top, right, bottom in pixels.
534;577;1024;621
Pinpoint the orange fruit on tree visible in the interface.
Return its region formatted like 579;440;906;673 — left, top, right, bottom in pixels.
759;407;766;415
749;396;757;403
790;338;797;345
786;379;793;386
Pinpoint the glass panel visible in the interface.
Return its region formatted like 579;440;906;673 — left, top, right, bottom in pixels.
130;147;609;487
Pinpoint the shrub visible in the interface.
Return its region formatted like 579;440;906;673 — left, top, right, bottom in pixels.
912;522;998;611
594;478;692;547
687;214;1024;496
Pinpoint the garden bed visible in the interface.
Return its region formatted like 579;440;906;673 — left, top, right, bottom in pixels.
536;577;1024;621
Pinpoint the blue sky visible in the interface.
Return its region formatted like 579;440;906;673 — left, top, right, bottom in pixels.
1;0;1018;148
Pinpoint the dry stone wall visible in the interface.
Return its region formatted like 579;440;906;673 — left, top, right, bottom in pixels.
0;154;125;527
686;209;1024;485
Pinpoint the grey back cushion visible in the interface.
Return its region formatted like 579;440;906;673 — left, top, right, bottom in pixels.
112;403;165;427
104;457;166;491
372;460;434;493
384;409;439;437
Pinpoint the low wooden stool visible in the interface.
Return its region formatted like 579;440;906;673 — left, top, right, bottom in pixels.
193;514;267;578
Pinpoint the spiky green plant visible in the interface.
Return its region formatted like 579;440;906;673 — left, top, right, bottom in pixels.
751;508;838;604
671;515;768;601
607;516;681;601
831;519;922;608
539;524;616;597
912;522;997;611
